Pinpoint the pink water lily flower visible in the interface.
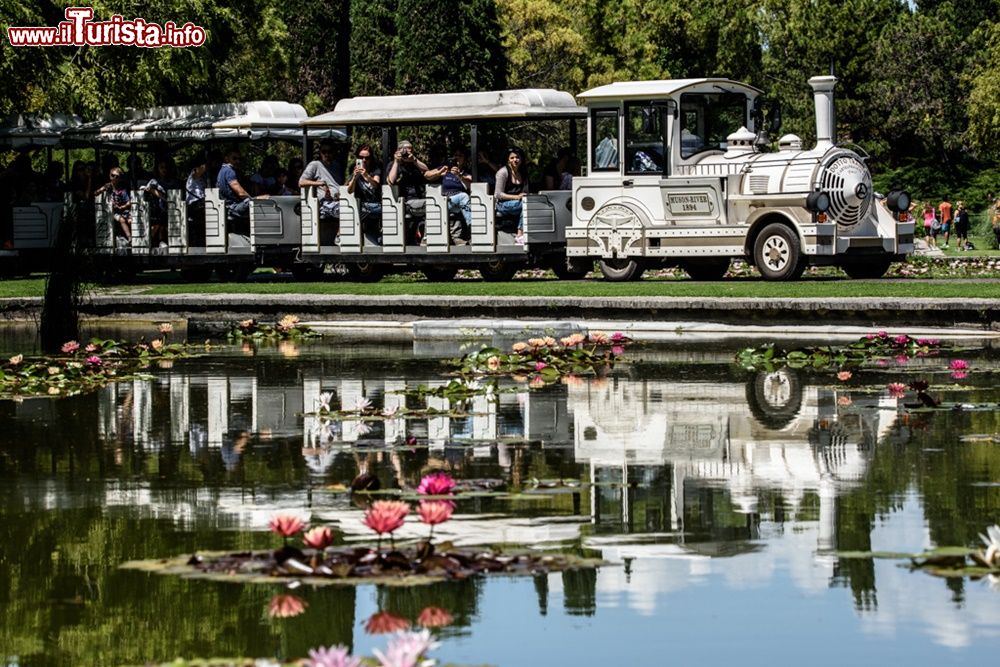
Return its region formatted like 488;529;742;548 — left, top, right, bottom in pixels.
486;355;501;370
365;611;411;635
611;332;626;343
8;354;22;366
302;526;334;550
363;500;409;536
417;500;455;526
887;382;907;398
893;335;909;345
877;330;888;338
373;630;440;667
511;342;528;353
85;355;102;366
84;343;98;353
529;375;546;389
158;322;173;334
611;345;625;356
61;341;79;354
417;606;454;628
417;472;456;496
306;645;362;667
836;370;852;381
951;371;968;380
535;361;547;371
268;514;306;538
949;359;969;370
589;331;609;345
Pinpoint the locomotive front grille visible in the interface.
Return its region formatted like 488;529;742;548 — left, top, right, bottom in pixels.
820;156;873;228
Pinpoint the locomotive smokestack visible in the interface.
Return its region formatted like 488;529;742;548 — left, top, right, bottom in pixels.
809;75;837;150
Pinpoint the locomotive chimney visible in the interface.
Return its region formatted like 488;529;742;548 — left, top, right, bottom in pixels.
809;75;837;150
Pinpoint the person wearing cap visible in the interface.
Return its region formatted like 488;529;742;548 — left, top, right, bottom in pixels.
953;201;970;251
387;140;430;244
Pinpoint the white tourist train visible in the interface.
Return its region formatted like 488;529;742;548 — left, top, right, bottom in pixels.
1;75;912;281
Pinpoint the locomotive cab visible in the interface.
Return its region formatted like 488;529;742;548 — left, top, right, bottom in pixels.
567;77;914;281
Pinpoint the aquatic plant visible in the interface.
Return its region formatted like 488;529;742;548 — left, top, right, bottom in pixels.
307;644;362;667
373;629;440;667
416;500;454;539
737;333;950;372
980;525;1000;566
364;500;410;548
268;514;306;543
0;337;200;398
452;331;631;385
416;472;456;497
303;526;334;551
887;382;907;398
227;315;319;341
949;359;969;370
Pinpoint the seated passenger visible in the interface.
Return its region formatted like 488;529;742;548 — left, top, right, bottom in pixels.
250;154;279;196
299;139;343;243
275;168;295;195
387;140;430;244
217;149;267;236
42;161;65;201
95;168;132;243
543;147;572;191
494;147;528;243
185;158;207;246
347;143;382;244
144;157;181;249
286;157;304;195
560;156;580;190
426;148;472;245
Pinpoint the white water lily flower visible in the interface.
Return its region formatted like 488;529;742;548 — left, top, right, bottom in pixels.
373;629;440;667
317;391;333;412
463;380;482;392
355;421;372;437
354;396;372;412
980;524;1000;565
383;405;398;417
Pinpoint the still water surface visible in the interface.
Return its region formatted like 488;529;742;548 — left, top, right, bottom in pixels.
1;338;999;666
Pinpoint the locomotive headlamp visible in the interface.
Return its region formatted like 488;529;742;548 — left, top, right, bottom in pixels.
886;190;911;213
806;191;831;213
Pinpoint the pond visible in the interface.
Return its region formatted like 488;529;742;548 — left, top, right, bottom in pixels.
1;335;998;666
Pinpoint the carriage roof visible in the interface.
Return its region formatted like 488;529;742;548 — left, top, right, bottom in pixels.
577;78;762;103
64;101;345;146
305;88;587;126
0;113;82;149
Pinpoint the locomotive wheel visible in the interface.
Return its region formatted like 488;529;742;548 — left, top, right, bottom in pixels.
681;258;730;281
479;260;518;282
345;262;384;282
551;257;593;280
753;223;804;281
598;258;645;282
421;266;459;282
746;368;804;430
840;258;892;280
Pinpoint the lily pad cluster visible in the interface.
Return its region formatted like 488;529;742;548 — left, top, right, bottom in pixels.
838;524;1000;579
453;331;631;386
0;326;197;398
227;315;320;341
737;331;948;371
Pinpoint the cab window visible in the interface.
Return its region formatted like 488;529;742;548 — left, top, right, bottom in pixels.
625;103;665;175
679;92;747;159
591;109;619;172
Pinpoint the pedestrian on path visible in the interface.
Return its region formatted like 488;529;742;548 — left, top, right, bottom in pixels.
938;198;953;248
922;202;937;248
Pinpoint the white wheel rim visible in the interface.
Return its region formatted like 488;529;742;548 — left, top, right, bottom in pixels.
762;235;790;272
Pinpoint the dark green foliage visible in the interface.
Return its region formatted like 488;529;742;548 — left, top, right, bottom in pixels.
350;0;399;96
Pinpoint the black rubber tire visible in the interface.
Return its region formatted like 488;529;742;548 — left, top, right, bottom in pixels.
682;258;731;281
551;257;593;280
345;262;384;282
179;267;213;282
290;264;323;281
746;368;804;430
753;223;804;281
479;260;519;282
841;258;892;280
422;266;459;282
598;258;645;282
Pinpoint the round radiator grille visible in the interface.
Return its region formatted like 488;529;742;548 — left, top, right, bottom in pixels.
820;155;872;227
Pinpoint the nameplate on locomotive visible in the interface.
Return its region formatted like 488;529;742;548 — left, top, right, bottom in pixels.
666;192;714;215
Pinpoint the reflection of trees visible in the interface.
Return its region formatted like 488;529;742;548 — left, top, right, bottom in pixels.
561;568;597;616
0;507;356;664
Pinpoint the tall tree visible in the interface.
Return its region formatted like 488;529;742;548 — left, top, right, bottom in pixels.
350;0;399;97
496;0;587;91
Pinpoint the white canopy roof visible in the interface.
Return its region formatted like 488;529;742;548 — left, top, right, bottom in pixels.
0;113;82;148
66;101;345;146
305;88;587;126
578;78;762;103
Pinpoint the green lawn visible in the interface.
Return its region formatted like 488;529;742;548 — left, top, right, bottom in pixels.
0;278;46;298
135;279;1000;299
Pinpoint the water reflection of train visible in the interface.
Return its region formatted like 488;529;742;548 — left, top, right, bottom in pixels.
71;359;900;540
